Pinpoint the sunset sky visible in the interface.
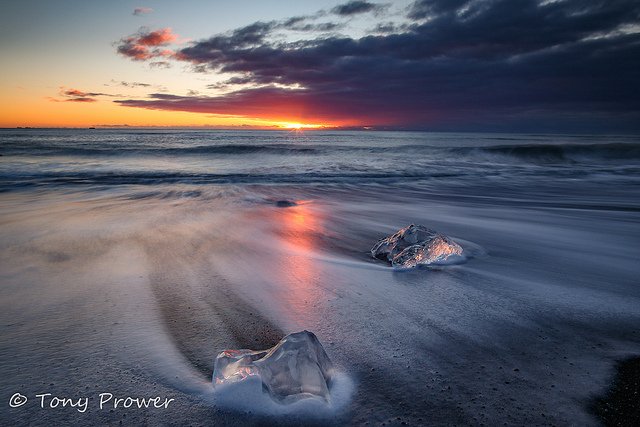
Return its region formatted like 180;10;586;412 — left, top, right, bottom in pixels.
1;0;639;131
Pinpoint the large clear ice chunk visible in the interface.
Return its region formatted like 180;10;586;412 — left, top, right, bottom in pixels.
371;224;465;269
213;330;334;404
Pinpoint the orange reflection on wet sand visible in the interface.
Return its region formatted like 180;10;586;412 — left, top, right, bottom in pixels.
272;202;325;321
279;203;319;250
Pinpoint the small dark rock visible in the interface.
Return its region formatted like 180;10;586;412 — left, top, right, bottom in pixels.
275;200;297;208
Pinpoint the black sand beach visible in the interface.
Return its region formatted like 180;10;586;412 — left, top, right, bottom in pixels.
1;129;639;425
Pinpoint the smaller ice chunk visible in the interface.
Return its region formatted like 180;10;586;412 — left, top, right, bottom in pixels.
213;331;334;404
391;235;464;268
371;224;437;261
371;224;464;269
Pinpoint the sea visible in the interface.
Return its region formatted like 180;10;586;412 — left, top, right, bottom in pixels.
1;129;639;426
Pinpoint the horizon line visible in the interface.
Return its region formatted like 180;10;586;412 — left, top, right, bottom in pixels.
3;126;640;136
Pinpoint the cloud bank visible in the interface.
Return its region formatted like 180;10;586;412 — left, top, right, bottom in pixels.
114;0;640;131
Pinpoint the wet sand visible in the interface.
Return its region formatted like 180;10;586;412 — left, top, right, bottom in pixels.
1;182;639;426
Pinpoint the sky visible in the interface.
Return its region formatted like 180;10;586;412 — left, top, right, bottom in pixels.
1;0;639;132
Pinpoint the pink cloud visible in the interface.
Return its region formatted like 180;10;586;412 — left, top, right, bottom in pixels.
63;89;90;97
117;28;178;61
137;28;177;46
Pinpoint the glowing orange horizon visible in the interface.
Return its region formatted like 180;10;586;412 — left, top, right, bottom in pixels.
0;96;361;129
277;122;325;130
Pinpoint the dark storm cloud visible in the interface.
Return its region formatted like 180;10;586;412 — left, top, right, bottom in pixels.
278;11;346;32
116;0;640;130
370;22;400;33
331;1;380;16
407;0;470;19
285;21;342;32
174;17;340;57
206;76;256;89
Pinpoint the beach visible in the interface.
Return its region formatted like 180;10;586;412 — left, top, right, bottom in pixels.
1;129;639;425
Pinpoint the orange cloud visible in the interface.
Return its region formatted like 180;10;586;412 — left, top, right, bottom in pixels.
49;87;113;103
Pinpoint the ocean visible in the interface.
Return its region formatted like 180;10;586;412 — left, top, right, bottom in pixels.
1;129;639;425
